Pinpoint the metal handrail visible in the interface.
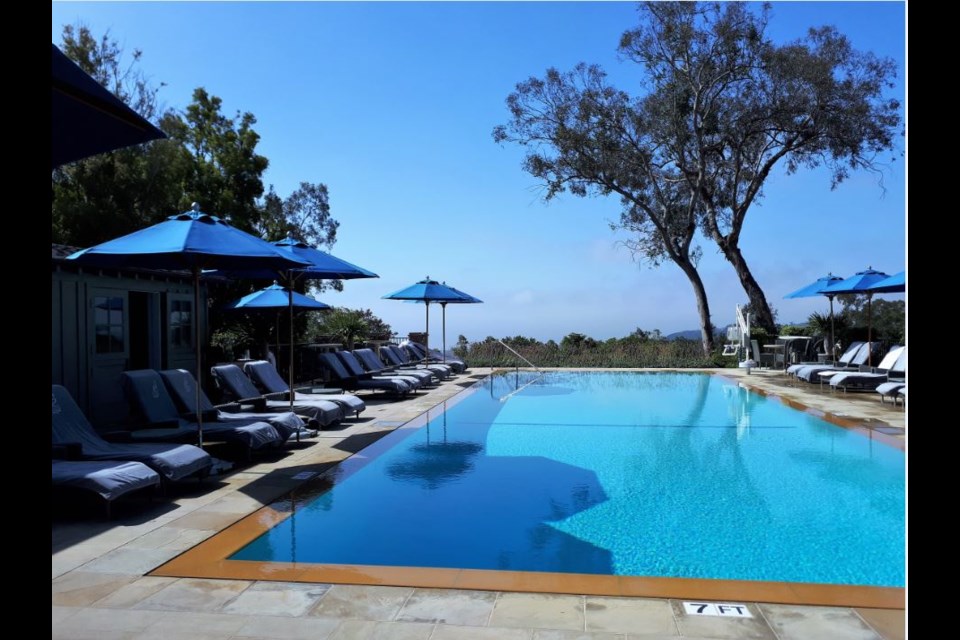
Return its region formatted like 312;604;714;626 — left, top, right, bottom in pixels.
492;339;546;402
495;339;543;374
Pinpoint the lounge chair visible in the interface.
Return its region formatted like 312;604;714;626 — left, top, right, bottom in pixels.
242;360;366;418
336;351;425;390
159;368;313;439
352;348;437;386
316;352;412;396
794;342;878;384
52;460;160;518
787;342;864;378
830;346;906;393
382;345;453;379
403;341;466;373
121;370;284;452
876;381;906;405
209;364;344;429
52;384;212;483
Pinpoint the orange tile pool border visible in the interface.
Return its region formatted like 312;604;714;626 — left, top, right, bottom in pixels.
150;370;904;609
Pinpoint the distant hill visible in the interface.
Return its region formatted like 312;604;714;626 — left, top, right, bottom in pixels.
666;329;727;341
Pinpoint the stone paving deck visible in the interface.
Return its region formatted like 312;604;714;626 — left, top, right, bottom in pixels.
52;367;906;639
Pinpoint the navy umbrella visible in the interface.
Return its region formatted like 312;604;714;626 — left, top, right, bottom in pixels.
67;204;310;446
210;233;378;409
784;273;845;359
52;44;167;169
383;278;480;359
821;268;892;366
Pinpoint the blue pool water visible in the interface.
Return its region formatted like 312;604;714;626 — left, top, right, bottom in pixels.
231;372;905;587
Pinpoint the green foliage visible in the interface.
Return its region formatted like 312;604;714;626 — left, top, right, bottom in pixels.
307;307;393;348
838;297;904;344
209;320;258;361
461;333;716;368
778;324;812;337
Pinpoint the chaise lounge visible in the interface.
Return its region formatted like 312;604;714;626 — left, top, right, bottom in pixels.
242;360;366;418
316;352;413;396
210;364;344;429
53;384;212;484
52;459;160;518
121;370;284;453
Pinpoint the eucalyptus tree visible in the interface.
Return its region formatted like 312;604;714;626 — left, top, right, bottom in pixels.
495;1;901;344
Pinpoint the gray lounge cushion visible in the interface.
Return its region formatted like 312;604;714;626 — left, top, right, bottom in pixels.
52;460;160;502
121;371;282;450
243;360;366;417
159;369;308;440
317;352;412;394
210;364;344;427
337;351;423;389
52;384;212;482
353;349;435;385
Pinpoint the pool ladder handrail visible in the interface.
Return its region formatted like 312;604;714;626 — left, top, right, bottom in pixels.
494;339;546;402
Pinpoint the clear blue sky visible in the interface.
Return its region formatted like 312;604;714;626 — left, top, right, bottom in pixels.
52;1;906;344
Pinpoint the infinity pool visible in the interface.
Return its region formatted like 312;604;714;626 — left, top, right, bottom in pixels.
230;371;905;587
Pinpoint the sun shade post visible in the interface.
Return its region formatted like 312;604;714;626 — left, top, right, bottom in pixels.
193;266;204;448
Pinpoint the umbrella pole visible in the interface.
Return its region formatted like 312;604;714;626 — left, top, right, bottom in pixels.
193;267;203;449
442;302;447;362
867;293;873;367
829;296;836;364
288;282;299;443
425;302;430;353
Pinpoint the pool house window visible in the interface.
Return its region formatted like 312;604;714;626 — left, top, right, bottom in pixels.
169;299;193;348
94;295;125;354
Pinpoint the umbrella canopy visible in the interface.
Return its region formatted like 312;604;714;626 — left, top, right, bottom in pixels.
866;270;905;294
225;282;331;311
821;268;892;365
67;204;310;446
383;278;480;356
783;273;845;359
52;44;167;169
209;232;377;410
212;232;379;282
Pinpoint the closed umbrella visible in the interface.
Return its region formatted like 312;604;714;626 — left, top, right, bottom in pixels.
821;268;892;366
67;204;310;446
52;44;166;168
784;273;845;360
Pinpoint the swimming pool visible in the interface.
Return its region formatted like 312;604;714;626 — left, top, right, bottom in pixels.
225;371;904;589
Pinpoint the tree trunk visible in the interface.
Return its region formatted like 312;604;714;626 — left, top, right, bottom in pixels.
722;244;776;333
675;258;715;356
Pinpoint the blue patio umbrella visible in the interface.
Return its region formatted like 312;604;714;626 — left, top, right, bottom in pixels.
410;283;483;362
52;44;166;169
226;282;332;312
384;278;481;360
67;204;310;447
210;232;378;409
784;273;845;359
821;268;892;366
226;282;331;367
866;270;906;294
